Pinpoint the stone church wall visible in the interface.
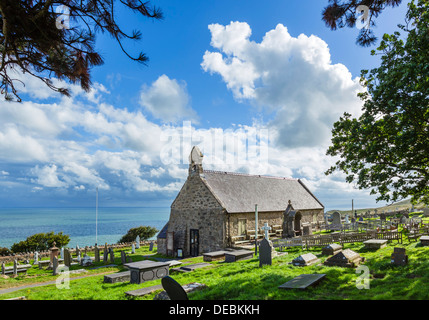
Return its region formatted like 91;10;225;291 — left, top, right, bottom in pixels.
164;173;225;257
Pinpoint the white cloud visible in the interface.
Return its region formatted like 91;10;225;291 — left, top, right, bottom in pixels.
202;22;364;148
139;75;198;123
31;164;67;188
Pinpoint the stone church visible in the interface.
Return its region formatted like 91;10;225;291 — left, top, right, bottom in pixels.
157;146;324;257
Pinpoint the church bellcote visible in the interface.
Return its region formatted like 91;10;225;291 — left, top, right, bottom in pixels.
189;146;204;175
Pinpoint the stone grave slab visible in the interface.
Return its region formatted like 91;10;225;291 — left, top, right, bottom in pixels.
420;236;429;246
171;262;212;273
292;253;321;267
125;284;163;297
103;271;130;284
322;243;343;256
203;250;228;262
363;239;388;250
124;260;170;284
224;250;254;263
278;274;326;290
323;249;364;268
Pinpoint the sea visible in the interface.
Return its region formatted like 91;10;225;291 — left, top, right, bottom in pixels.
0;207;170;250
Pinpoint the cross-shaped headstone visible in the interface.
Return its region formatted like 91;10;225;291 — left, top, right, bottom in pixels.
261;223;271;240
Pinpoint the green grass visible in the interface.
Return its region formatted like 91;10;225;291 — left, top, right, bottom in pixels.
1;240;429;300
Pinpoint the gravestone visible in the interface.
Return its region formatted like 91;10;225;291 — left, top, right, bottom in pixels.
324;249;364;268
261;223;272;240
103;271;130;284
149;242;154;251
203;250;228;262
322;243;343;256
131;244;135;254
363;239;388;250
76;245;80;258
13;260;17;276
345;214;350;224
33;251;39;265
302;223;312;236
422;208;429;217
121;251;127;265
64;248;71;267
292;253;320;267
332;212;341;225
420;236;429;247
224;250;254;263
81;254;93;267
1;262;5;275
60;247;64;260
49;242;60;269
380;213;386;222
103;246;108;263
94;246;100;263
171;263;211;273
160;276;188;300
52;257;58;276
391;247;408;266
278;274;326;290
124;260;170;284
109;247;115;263
77;252;81;264
135;235;140;249
259;238;273;267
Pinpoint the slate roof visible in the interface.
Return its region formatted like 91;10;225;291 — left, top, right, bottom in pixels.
200;170;324;213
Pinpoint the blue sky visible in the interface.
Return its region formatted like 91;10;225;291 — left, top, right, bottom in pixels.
0;0;411;210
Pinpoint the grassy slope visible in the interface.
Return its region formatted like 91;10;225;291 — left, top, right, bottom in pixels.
1;239;429;300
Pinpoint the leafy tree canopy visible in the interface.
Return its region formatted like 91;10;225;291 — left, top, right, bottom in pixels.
0;0;163;101
322;0;403;46
10;231;70;252
118;225;158;243
326;0;429;205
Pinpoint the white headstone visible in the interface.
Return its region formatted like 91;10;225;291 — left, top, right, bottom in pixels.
60;247;64;259
33;251;39;265
135;235;140;249
131;243;135;254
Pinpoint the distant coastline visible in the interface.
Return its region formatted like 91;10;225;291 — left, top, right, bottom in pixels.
0;207;170;249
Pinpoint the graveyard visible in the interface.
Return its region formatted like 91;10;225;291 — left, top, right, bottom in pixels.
1;211;429;300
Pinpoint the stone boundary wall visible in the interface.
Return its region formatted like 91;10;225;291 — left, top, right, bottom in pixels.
0;240;157;264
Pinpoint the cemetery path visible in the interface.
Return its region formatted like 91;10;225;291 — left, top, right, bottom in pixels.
0;271;114;296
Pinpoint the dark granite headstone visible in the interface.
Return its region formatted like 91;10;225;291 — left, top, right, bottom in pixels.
391;247;408;266
161;276;188;300
259;238;273;267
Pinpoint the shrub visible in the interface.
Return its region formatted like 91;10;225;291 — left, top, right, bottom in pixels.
10;231;70;253
118;226;158;243
0;247;12;256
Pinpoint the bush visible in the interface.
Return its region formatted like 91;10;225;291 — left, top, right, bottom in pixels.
118;226;158;243
0;247;12;256
10;231;70;253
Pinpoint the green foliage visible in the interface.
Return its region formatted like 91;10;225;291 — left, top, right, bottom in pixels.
0;247;12;256
10;231;70;253
118;226;158;243
326;0;429;205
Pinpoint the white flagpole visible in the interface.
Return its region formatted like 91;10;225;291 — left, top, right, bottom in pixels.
96;187;98;245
